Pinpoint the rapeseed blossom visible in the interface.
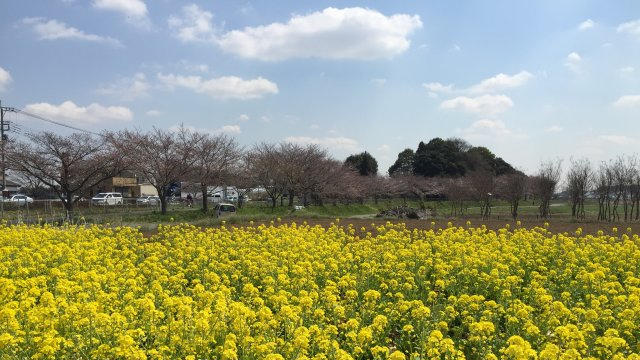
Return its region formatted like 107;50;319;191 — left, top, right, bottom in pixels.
0;222;639;359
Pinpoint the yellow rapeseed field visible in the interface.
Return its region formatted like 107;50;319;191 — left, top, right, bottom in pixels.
1;221;639;359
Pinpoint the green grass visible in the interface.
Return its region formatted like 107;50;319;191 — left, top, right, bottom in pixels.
0;198;614;228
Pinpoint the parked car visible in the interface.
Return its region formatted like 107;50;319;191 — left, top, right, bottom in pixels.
214;203;236;216
136;195;160;206
91;192;123;205
4;194;34;205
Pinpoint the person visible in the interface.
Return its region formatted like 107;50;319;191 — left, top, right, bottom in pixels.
186;193;193;207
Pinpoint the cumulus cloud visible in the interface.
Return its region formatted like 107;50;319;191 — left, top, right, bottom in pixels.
578;19;595;31
0;67;12;92
613;95;640;108
216;7;422;60
440;94;514;115
285;136;359;151
24;101;133;125
22;17;121;46
424;71;532;98
460;120;526;141
92;0;150;29
617;19;640;37
564;52;582;73
461;119;511;138
168;4;215;42
423;82;454;98
96;73;150;101
157;73;278;100
467;71;533;94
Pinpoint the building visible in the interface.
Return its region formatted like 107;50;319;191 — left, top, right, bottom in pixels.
92;177;158;198
93;177;138;197
0;177;23;197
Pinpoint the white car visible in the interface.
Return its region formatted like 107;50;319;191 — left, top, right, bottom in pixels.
91;192;123;205
136;195;160;205
4;194;34;205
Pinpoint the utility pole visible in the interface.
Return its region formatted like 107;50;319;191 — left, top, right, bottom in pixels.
1;99;5;218
0;100;17;219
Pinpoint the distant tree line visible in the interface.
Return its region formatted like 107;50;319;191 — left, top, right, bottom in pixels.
6;129;640;223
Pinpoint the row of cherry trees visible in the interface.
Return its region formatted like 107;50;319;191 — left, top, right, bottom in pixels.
7;128;637;221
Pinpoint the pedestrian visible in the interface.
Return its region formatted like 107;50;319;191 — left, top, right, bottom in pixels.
186;193;193;207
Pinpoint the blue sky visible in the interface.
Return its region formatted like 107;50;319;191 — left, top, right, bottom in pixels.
1;0;639;174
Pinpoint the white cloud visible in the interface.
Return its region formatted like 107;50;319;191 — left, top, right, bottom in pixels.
260;116;271;123
617;19;640;37
564;52;582;73
285;136;359;151
461;119;511;137
613;95;640;108
460;120;526;141
370;78;387;86
145;110;162;117
451;44;461;52
310;124;320;130
22;17;121;46
24;101;133;125
170;124;241;135
598;135;637;146
92;0;149;28
578;19;595;31
179;60;209;73
440;94;514;115
467;71;533;94
620;66;635;76
157;73;278;100
168;4;215;42
96;73;150;101
424;71;532;98
218;125;241;134
545;125;563;133
0;67;12;92
423;82;453;98
216;7;422;60
238;114;250;122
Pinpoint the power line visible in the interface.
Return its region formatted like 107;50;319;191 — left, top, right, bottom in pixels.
17;109;104;137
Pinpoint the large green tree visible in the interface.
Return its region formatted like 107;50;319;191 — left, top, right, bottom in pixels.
413;138;466;177
388;138;516;178
344;151;378;176
388;148;415;176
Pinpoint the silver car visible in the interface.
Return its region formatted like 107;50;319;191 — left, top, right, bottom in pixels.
136;195;160;205
4;194;34;205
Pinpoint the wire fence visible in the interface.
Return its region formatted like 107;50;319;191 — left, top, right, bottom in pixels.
0;198;197;225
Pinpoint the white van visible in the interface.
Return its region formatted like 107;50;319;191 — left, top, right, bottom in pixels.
91;192;123;205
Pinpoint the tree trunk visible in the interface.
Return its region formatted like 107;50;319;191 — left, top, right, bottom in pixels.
201;183;208;212
63;192;74;220
159;191;168;215
288;191;294;206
